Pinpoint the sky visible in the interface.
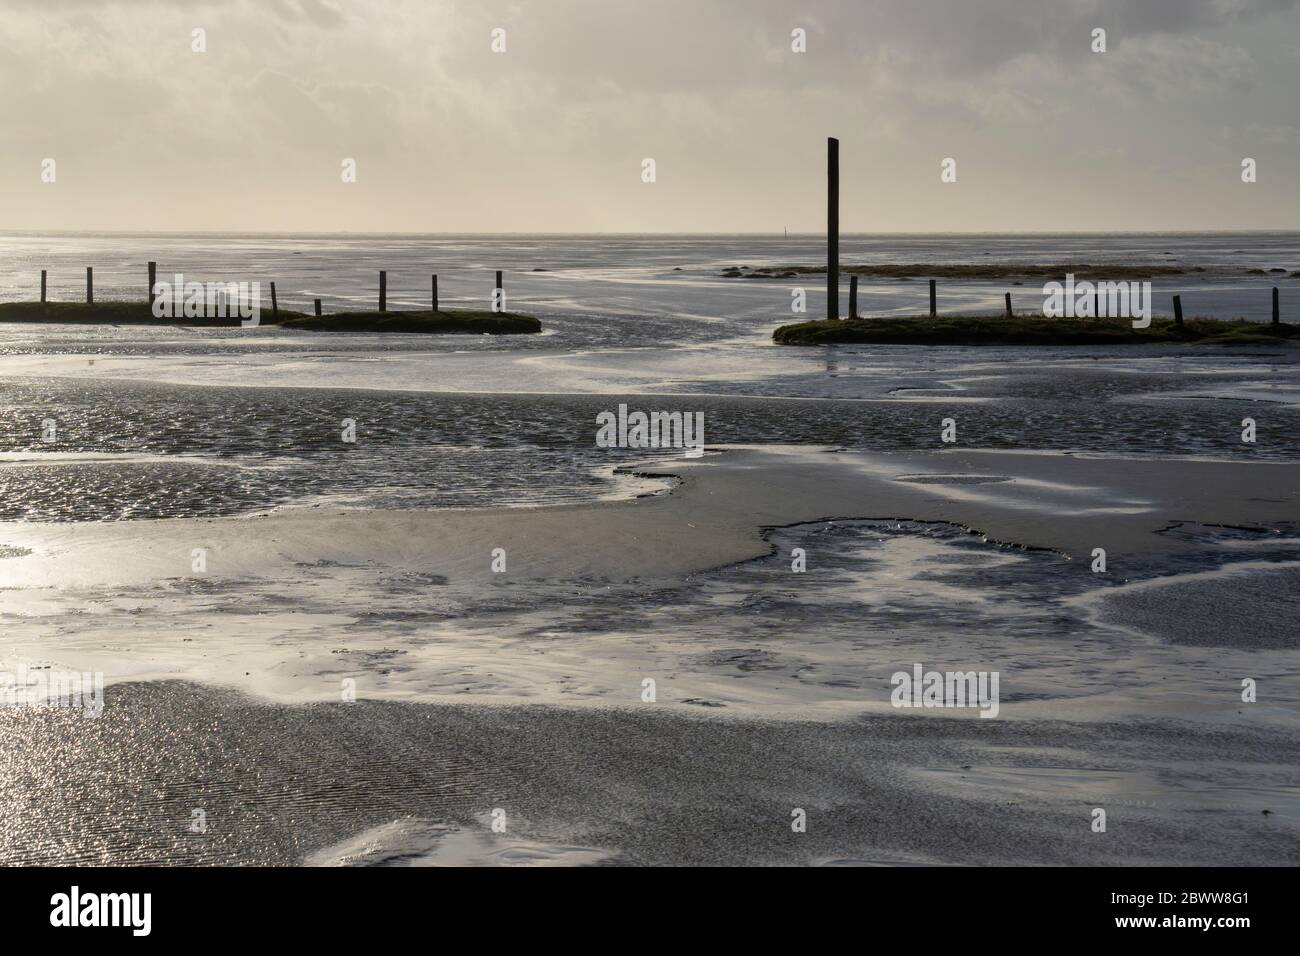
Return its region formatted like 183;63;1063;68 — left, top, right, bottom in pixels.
1;0;1298;233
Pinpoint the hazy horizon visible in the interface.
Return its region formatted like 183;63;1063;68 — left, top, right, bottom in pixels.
3;0;1299;234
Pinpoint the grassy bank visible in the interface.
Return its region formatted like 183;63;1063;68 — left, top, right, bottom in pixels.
773;315;1298;346
0;301;541;334
278;310;541;334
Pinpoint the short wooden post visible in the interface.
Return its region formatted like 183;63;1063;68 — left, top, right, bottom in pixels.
1173;294;1184;327
848;275;858;319
1274;287;1280;325
432;274;439;312
270;281;279;321
379;271;387;312
148;261;156;306
929;279;936;317
1005;292;1013;318
314;298;322;317
40;270;47;303
86;267;93;305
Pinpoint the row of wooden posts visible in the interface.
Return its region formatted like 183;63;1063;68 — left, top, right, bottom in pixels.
41;262;508;318
840;274;1283;326
36;256;1288;327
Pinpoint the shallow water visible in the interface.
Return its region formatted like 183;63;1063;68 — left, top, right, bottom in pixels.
1;233;1297;866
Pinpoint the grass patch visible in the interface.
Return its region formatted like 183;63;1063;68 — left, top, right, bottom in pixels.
277;310;540;334
0;301;541;334
773;314;1298;346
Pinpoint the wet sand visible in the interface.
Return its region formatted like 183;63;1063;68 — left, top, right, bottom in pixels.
1;681;1296;866
5;445;1298;589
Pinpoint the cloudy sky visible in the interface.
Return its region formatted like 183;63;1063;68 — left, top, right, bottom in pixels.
2;0;1298;232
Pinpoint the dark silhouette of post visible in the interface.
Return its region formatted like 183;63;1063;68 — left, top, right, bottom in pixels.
1172;294;1184;327
86;267;93;305
827;137;839;320
148;261;156;307
40;270;47;303
379;271;387;312
1274;287;1281;325
1005;292;1013;318
432;274;439;312
270;281;279;321
929;279;937;317
314;298;322;317
848;275;858;319
1094;289;1100;318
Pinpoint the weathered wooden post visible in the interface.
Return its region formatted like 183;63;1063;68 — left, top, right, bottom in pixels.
314;298;322;317
379;271;387;312
432;274;439;312
1274;286;1281;326
148;261;156;307
86;267;93;305
270;281;279;322
1172;294;1184;327
1005;292;1013;318
929;279;937;317
40;270;47;303
827;137;839;320
848;275;858;319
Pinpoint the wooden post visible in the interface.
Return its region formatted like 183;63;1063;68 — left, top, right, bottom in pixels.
827;137;839;320
432;274;439;313
314;298;322;317
40;270;47;303
848;275;858;320
148;261;156;306
1274;287;1281;325
1005;292;1013;318
86;267;93;305
929;279;936;317
379;271;387;312
270;281;279;321
1173;294;1184;327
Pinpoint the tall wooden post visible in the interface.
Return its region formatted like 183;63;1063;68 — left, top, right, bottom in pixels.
148;261;156;307
1005;292;1013;318
432;274;439;312
827;137;839;320
848;275;858;320
270;281;279;321
314;298;322;317
40;270;47;303
1274;287;1281;325
86;267;93;305
929;279;937;317
379;271;387;312
1172;294;1184;327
